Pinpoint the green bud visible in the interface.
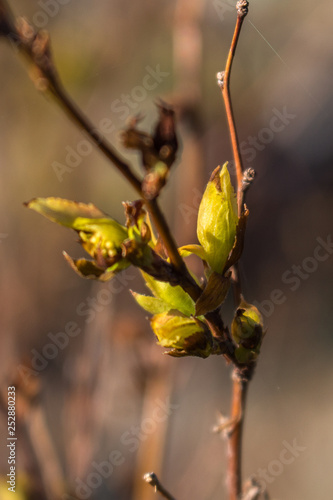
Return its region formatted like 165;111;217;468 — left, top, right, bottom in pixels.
197;163;238;273
234;345;258;364
150;311;214;358
231;298;264;363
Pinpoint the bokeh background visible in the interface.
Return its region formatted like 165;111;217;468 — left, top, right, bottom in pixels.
0;0;332;499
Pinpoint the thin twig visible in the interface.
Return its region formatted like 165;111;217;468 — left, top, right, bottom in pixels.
227;368;251;500
0;1;204;302
217;1;249;316
217;7;252;495
48;83;200;297
143;472;177;500
1;1;240;365
217;0;249;217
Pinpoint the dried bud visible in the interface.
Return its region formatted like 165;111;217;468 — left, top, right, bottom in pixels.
242;167;256;192
121;103;178;198
153;101;178;167
32;30;58;90
122;200;145;228
120;125;153;161
216;71;225;89
236;0;249;18
143;472;158;487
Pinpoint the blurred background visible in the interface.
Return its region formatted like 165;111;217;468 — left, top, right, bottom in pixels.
0;0;332;498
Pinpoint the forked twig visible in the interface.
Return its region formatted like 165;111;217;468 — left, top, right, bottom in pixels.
0;0;202;302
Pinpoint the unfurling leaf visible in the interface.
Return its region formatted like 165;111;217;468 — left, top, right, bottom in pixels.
195;272;231;316
26;197;106;226
141;272;195;317
26;198;128;258
63;252;128;281
26;197;130;279
178;244;207;261
26;197;163;281
231;298;264;364
131;291;169;315
197;163;238;273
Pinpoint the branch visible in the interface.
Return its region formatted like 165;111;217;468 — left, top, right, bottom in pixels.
226;368;250;500
1;2;240;362
217;1;250;315
216;6;254;498
143;472;177;500
217;0;249;217
0;1;204;301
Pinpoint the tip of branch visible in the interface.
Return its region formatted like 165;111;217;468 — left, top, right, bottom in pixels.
143;472;158;486
236;0;249;18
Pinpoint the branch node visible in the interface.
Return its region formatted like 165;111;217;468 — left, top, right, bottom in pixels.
242;476;270;500
216;71;225;89
241;167;256;192
213;411;240;438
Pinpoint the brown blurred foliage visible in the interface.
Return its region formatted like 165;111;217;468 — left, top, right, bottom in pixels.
0;1;332;499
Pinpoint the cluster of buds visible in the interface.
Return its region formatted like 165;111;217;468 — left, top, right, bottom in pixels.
25;197;177;284
26;161;261;362
25;110;262;364
132;272;225;358
131;163;247;358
